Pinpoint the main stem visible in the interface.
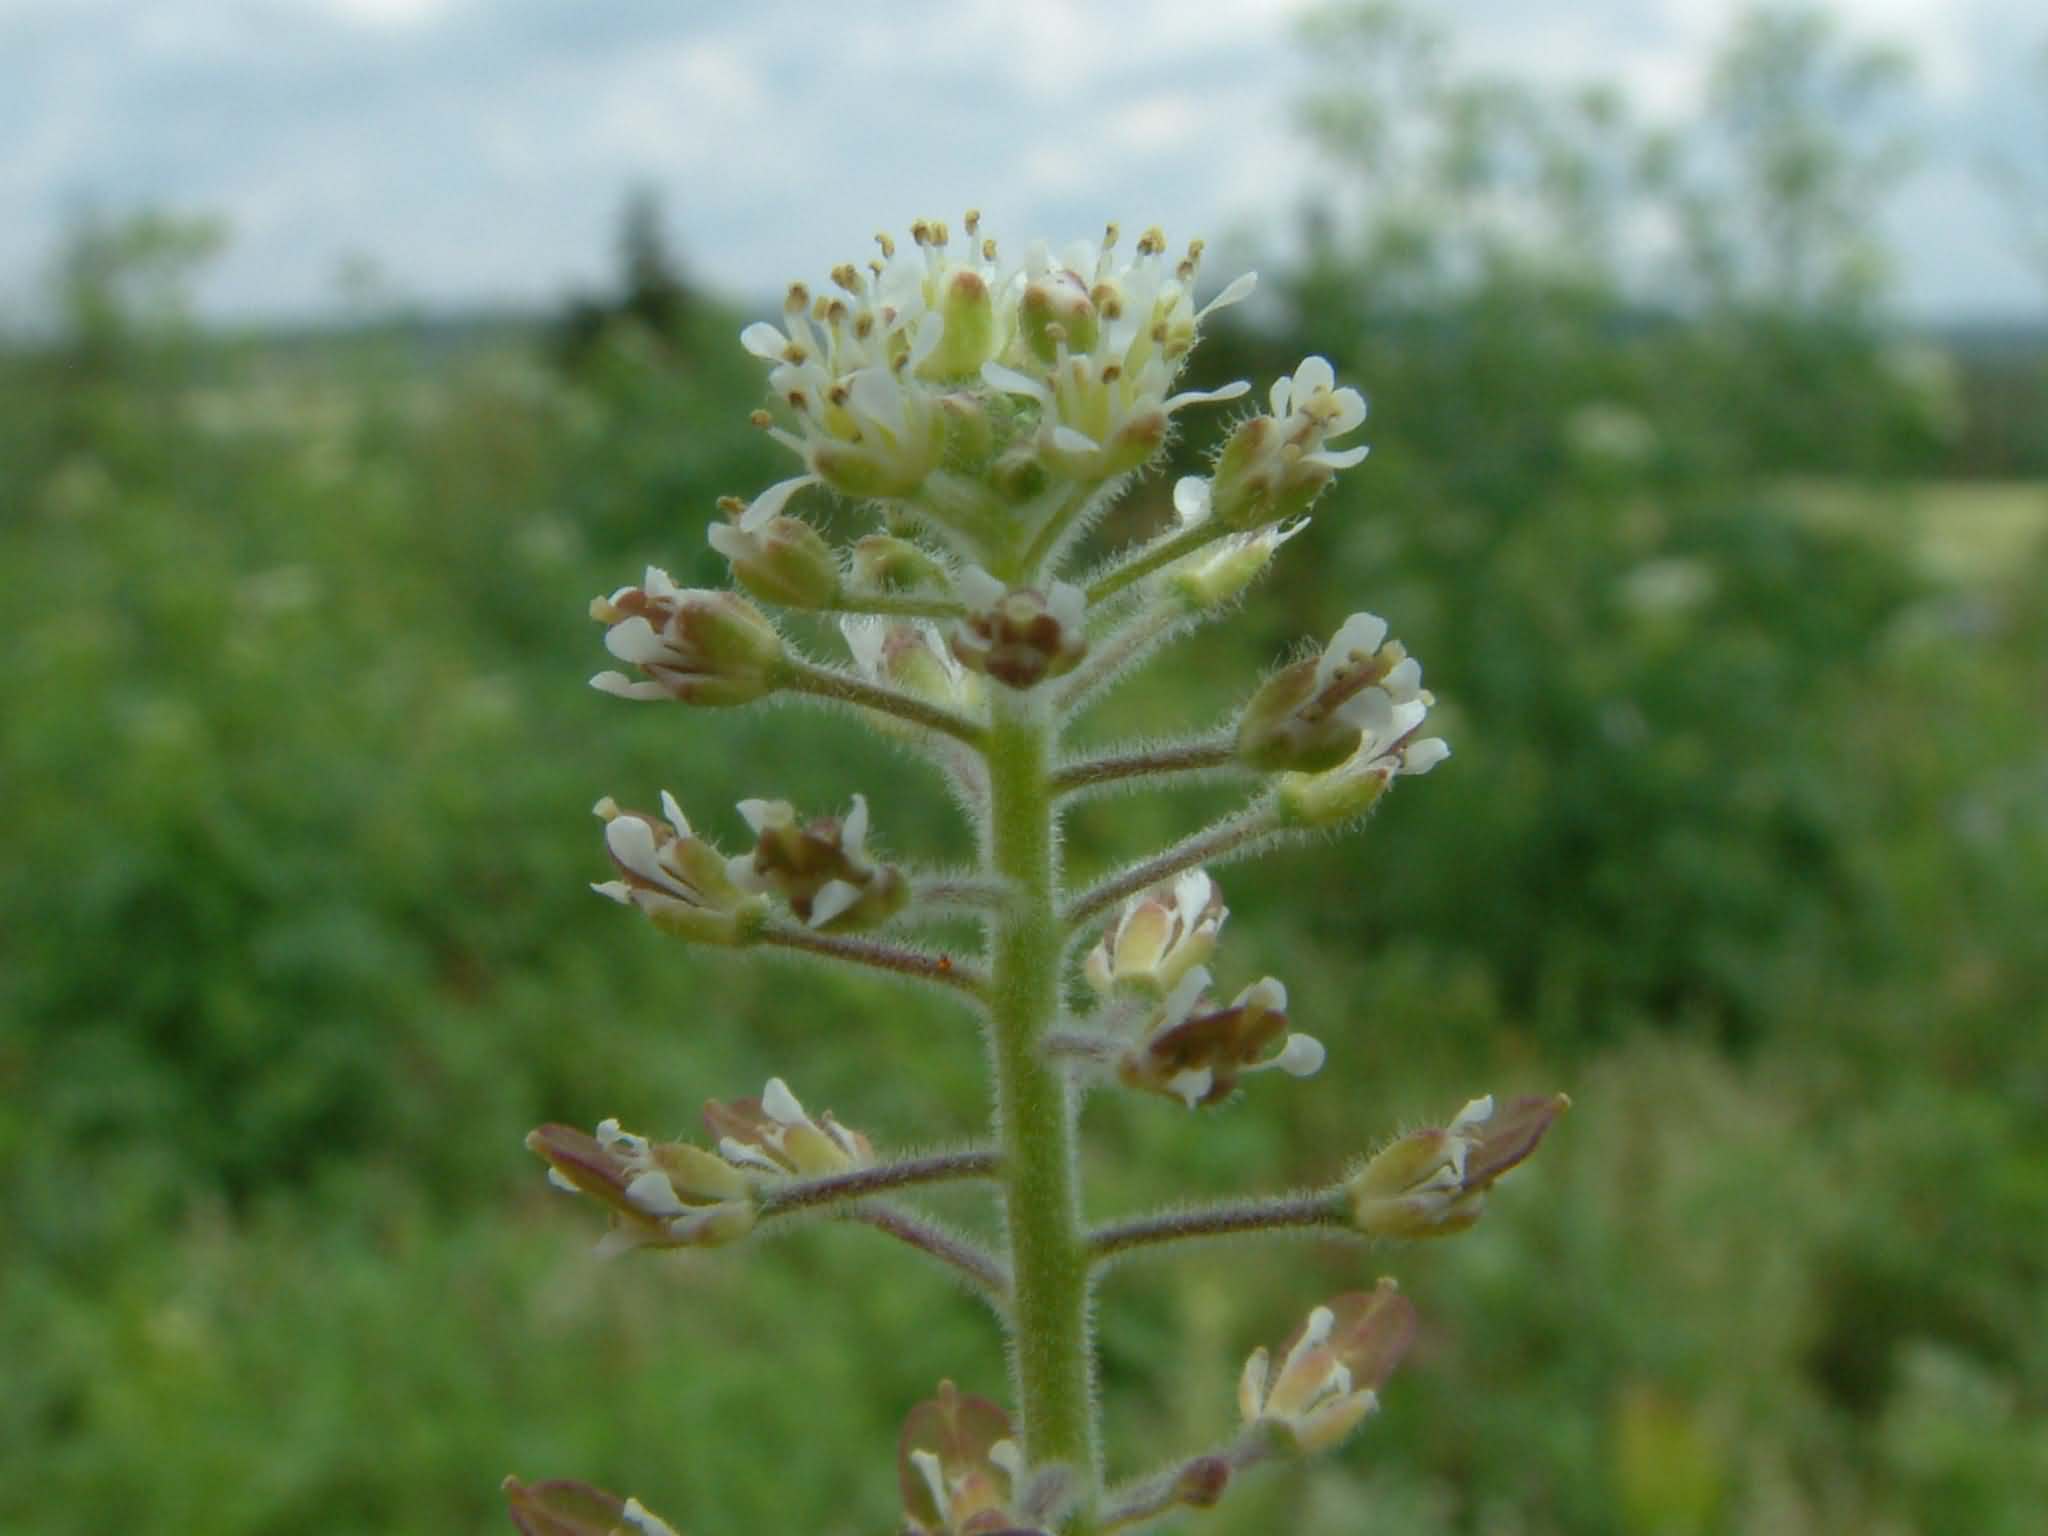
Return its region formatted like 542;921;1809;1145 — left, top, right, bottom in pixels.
986;688;1098;1507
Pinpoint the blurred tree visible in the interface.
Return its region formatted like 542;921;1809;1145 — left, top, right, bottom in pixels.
553;186;697;371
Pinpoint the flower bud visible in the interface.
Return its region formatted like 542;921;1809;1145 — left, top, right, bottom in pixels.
1084;870;1226;999
938;390;996;464
503;1478;681;1536
703;1077;874;1178
590;794;765;945
728;793;907;930
1118;969;1324;1109
1169;512;1308;611
949;568;1087;690
707;508;838;610
590;568;784;706
1347;1093;1570;1239
527;1119;755;1256
842;617;984;717
851;534;952;594
899;1380;1025;1536
1238;1279;1416;1456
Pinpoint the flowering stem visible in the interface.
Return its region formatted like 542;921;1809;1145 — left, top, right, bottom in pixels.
1051;735;1238;795
1062;804;1283;932
847;1203;1012;1301
755;923;989;998
755;1150;1002;1218
1083;520;1233;605
780;656;988;747
1085;1190;1349;1263
985;688;1100;1498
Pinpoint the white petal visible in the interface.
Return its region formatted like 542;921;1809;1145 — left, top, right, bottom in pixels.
1236;975;1288;1012
706;521;750;562
981;361;1049;400
1052;424;1101;455
841;793;869;854
1274;1034;1326;1078
603;814;667;883
590;880;633;905
1173;476;1213;526
1325;386;1368;435
1449;1096;1495;1133
1401;738;1451;775
1162;965;1211;1027
1327;612;1390;661
741;474;817;532
658;791;692;839
1164;380;1251;412
1239;1346;1272;1422
847;367;906;435
1304;444;1371;471
641;566;681;599
956;565;1007;610
807;879;863;929
590;671;667;700
735;798;775;835
1292;355;1336;400
624;1170;686;1217
604;615;670;666
907;310;945;372
1047;580;1086;630
1381;657;1423;700
740;321;789;360
1198;270;1258;319
761;1077;807;1126
840;615;886;677
1168;1067;1214;1108
1386;697;1429;742
1268;375;1292;417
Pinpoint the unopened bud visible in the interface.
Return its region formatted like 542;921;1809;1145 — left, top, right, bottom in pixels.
591;568;785;706
708;511;839;610
938;390;996;464
950;568;1087;690
1347;1093;1570;1239
842;617;983;717
1084;869;1225;998
852;534;951;593
1171;517;1309;611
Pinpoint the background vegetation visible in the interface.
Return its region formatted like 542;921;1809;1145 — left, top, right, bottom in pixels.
3;5;2044;1533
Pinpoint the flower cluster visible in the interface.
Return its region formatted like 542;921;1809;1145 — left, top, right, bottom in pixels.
507;213;1566;1536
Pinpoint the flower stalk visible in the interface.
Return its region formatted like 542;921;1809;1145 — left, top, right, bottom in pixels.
510;212;1564;1536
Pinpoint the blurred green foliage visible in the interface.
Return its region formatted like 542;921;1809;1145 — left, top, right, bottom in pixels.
4;5;2045;1533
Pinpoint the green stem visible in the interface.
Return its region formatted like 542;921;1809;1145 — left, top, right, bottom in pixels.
1086;1190;1349;1263
1083;519;1234;605
985;688;1099;1503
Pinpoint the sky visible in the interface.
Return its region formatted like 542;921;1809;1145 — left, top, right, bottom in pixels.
2;0;2042;323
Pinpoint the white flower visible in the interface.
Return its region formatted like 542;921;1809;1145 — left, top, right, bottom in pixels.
1239;1281;1416;1455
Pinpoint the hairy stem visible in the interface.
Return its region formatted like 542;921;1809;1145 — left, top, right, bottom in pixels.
755;1150;1002;1218
1083;519;1234;606
1062;804;1282;932
756;923;989;997
823;590;965;621
1086;1190;1349;1263
986;688;1099;1506
847;1203;1011;1301
1052;735;1237;795
781;656;988;746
